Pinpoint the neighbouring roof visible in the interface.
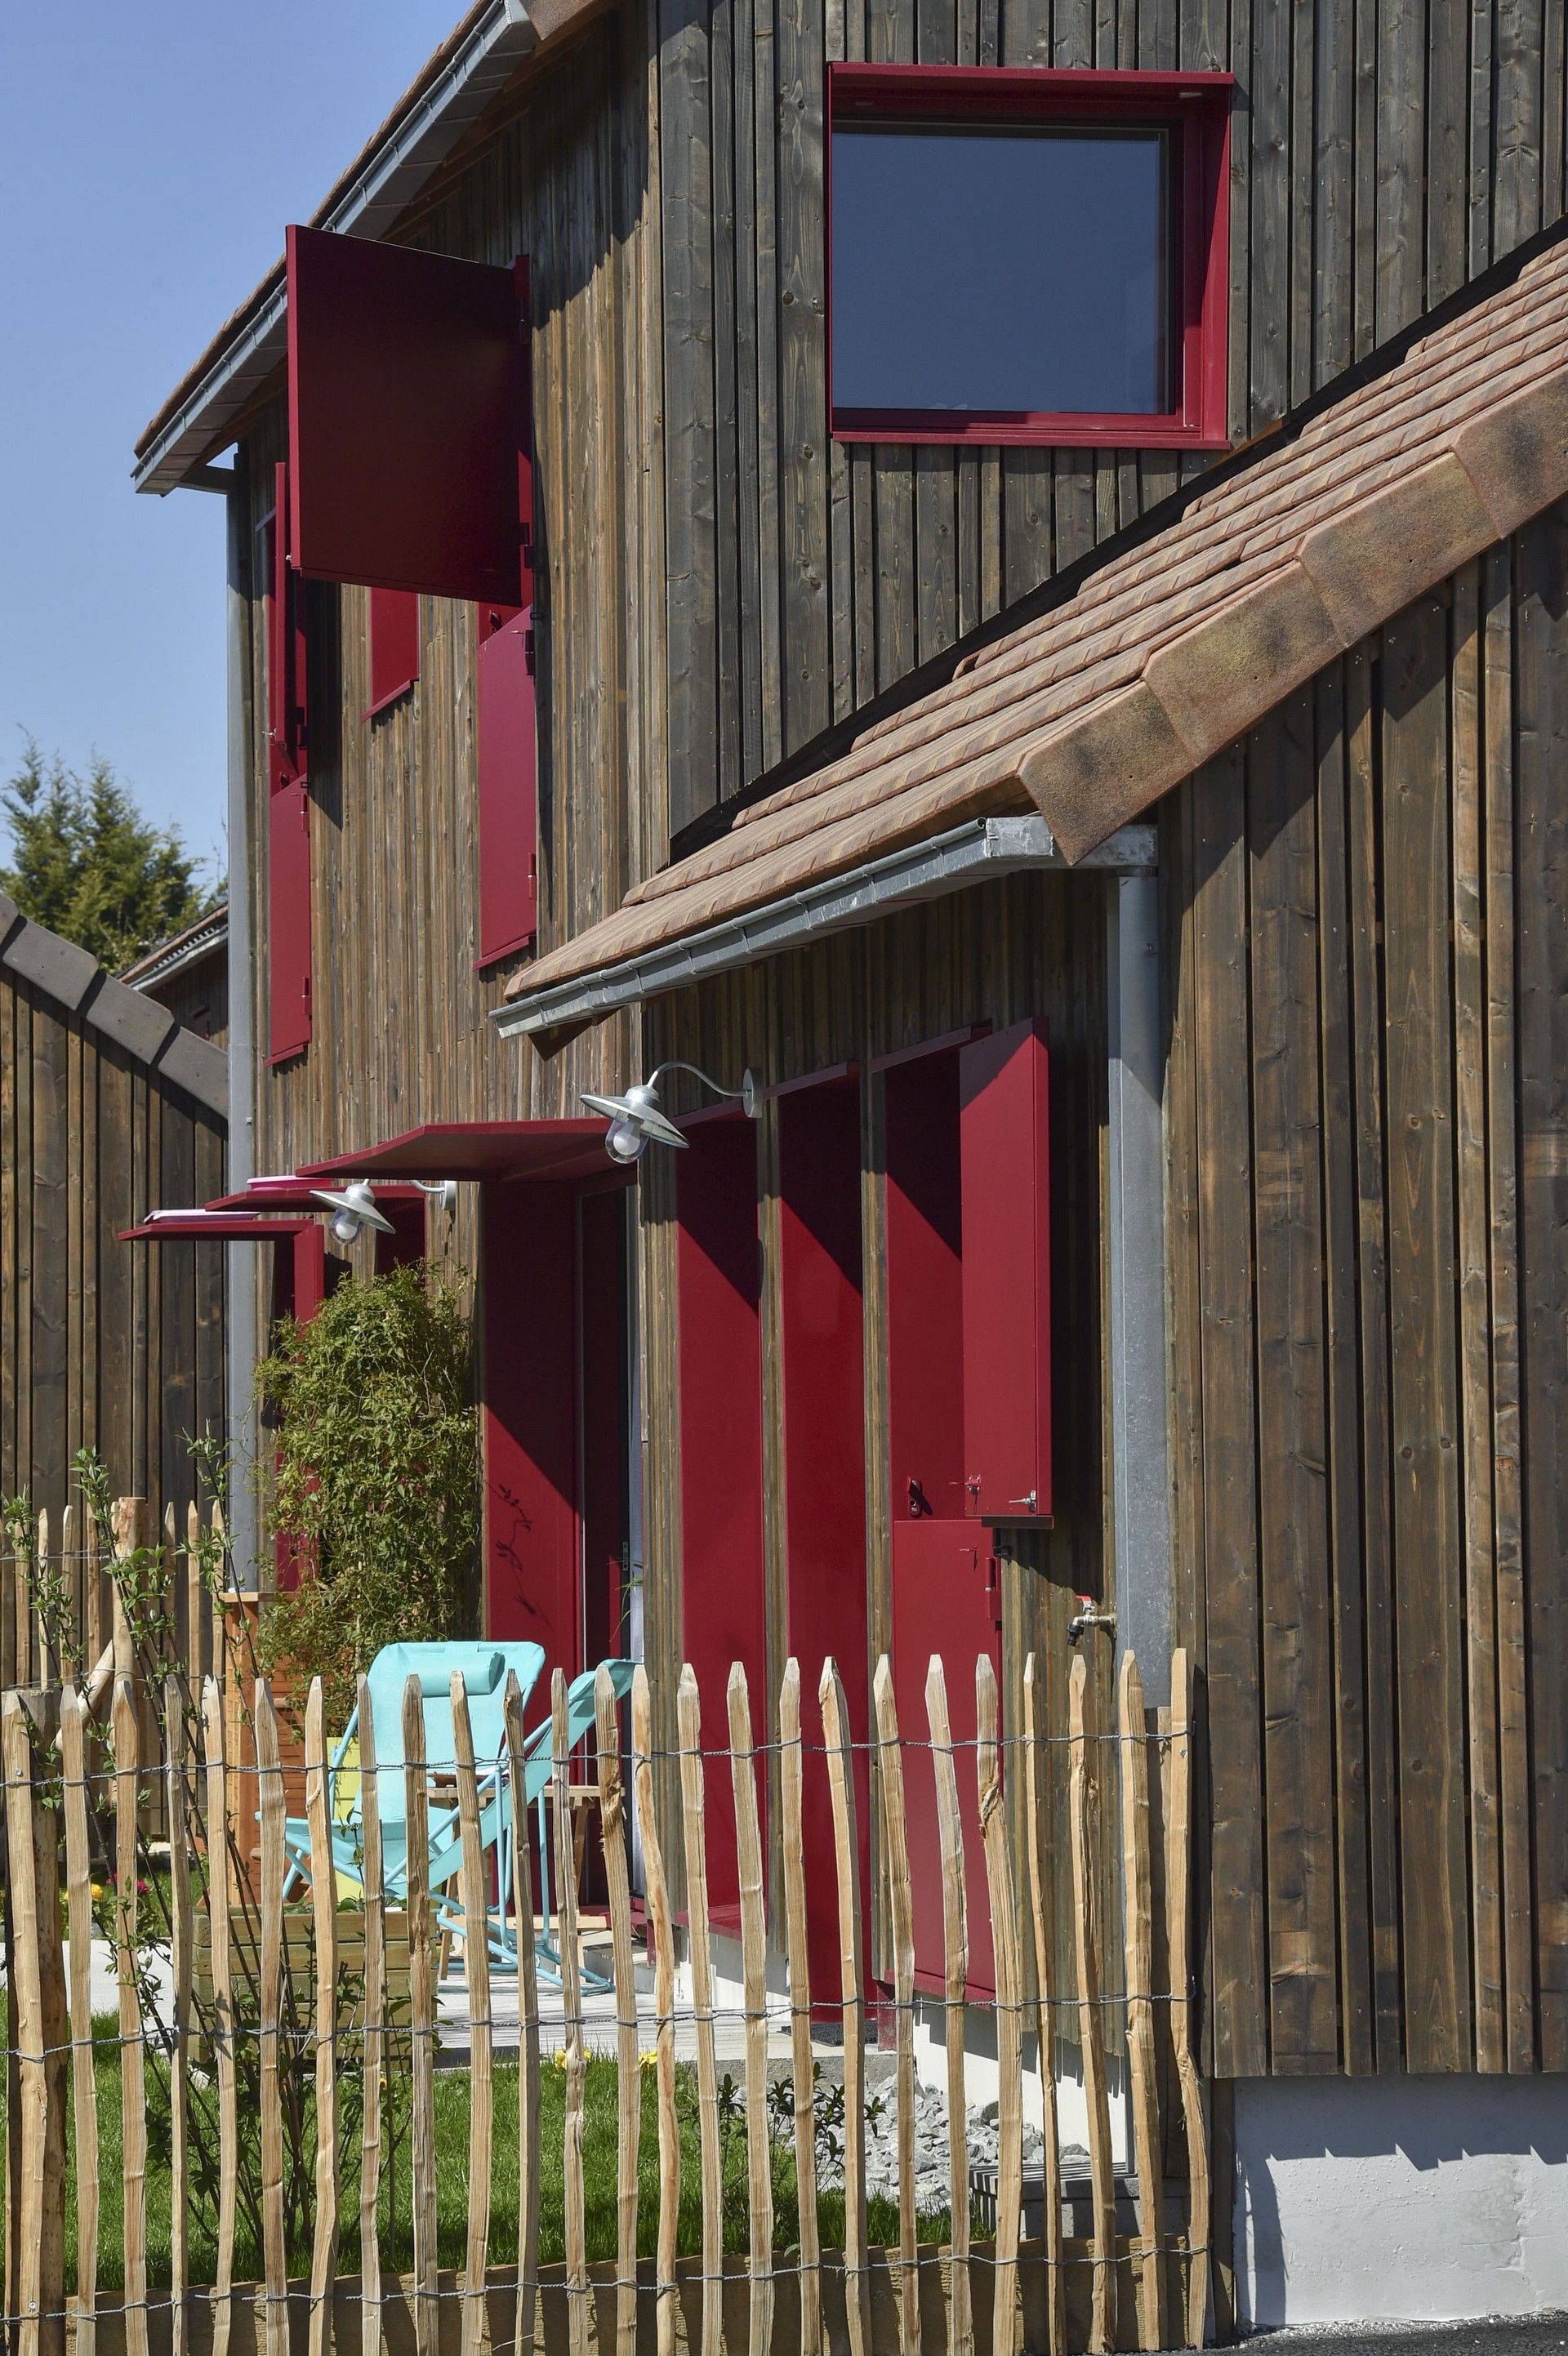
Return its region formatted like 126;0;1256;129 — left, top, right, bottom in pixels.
134;0;608;495
118;901;228;993
504;225;1568;1033
0;893;227;1118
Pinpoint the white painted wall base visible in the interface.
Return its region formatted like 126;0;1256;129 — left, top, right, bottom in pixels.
1236;2073;1568;2328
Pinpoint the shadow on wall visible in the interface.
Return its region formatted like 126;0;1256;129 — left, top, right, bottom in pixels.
1235;2073;1568;2332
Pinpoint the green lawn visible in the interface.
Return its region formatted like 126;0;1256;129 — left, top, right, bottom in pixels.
33;2022;951;2291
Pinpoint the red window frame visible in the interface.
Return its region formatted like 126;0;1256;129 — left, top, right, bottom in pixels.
827;63;1232;449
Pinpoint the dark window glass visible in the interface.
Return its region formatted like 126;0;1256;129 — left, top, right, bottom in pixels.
831;122;1169;416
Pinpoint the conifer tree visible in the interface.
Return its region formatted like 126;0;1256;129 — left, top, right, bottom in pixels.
0;739;220;970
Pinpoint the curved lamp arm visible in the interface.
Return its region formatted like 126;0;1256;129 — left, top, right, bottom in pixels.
647;1061;759;1116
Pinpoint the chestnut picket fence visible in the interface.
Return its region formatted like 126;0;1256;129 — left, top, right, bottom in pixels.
0;1533;1212;2356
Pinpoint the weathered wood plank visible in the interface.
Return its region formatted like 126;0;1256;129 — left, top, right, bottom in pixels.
976;1658;1022;2356
1514;505;1568;2068
114;1679;149;2356
1069;1656;1115;2355
633;1668;680;2356
1382;594;1472;2071
1481;541;1534;2071
255;1682;287;2356
1247;694;1338;2069
1313;665;1374;2075
167;1683;194;2356
1191;745;1267;2078
820;1660;870;2356
4;1693;54;2356
202;1681;238;2356
452;1675;493;2356
675;1666;723;2356
403;1677;438;2356
358;1677;385;2356
727;1663;775;2356
924;1658;973;2356
1344;642;1403;2070
1167;1652;1209;2348
778;1661;822;2356
1021;1658;1065;2356
595;1664;640;2356
871;1659;918;2356
60;1688;100;2356
503;1673;541;2356
1116;1655;1164;2353
1451;560;1504;2069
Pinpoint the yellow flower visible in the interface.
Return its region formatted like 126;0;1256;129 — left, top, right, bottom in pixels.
555;2048;569;2069
639;2051;657;2071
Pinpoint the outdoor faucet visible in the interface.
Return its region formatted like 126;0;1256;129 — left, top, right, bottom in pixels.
1066;1597;1116;1648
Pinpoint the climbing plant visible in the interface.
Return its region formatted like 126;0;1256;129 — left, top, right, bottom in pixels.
256;1262;481;1717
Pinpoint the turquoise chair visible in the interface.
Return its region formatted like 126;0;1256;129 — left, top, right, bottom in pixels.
283;1644;639;1987
281;1641;546;1919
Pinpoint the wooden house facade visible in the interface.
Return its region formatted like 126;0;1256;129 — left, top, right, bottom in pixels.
134;0;1568;2311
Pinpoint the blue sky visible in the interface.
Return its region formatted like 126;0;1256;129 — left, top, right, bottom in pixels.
0;3;458;887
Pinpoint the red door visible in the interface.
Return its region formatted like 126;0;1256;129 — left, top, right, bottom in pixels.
890;1516;1003;1995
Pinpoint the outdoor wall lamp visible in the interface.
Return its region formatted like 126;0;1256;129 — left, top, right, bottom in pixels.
581;1062;760;1164
311;1178;398;1245
309;1176;457;1245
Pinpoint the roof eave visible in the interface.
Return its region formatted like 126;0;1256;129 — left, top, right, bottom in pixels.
492;814;1158;1045
133;0;542;496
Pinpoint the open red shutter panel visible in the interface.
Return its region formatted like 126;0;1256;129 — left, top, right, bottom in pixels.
367;587;420;716
476;606;539;964
287;226;531;604
959;1018;1052;1521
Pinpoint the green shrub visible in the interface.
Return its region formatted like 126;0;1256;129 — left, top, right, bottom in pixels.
256;1262;480;1717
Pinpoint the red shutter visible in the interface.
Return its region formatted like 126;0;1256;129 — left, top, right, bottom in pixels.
287;226;531;603
267;462;308;791
265;460;314;1065
676;1117;768;1928
268;779;313;1064
959;1018;1052;1521
366;587;420;717
890;1516;1002;1993
476;604;539;964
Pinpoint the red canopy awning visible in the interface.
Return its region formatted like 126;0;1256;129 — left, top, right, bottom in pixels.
203;1173;430;1215
119;1211;314;1243
299;1119;609;1185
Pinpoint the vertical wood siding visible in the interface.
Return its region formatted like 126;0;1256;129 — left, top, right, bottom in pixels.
0;974;225;1525
1164;501;1568;2078
655;0;1568;834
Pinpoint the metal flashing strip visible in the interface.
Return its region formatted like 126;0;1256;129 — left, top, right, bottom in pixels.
134;0;539;495
493;813;1156;1039
118;905;229;993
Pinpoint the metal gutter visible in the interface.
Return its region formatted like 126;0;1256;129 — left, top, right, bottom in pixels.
134;0;540;495
492;813;1157;1040
118;904;228;994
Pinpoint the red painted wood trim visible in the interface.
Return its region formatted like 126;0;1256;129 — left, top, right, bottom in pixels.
827;63;1233;450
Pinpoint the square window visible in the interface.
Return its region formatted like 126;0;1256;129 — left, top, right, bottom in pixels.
828;65;1232;448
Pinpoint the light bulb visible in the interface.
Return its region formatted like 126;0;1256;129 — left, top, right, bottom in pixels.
329;1208;363;1244
605;1118;647;1165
